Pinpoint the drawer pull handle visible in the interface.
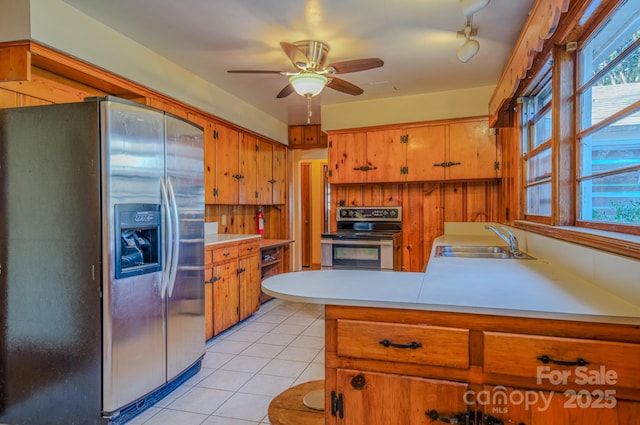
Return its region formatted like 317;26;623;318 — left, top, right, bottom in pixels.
537;354;590;367
379;339;422;350
426;409;506;425
207;276;221;284
223;252;231;257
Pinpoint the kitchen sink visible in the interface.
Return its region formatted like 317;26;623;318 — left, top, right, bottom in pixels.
434;245;535;259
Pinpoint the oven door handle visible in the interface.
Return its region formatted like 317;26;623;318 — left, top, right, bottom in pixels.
321;238;394;246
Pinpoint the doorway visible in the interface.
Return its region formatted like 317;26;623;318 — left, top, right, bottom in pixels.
301;162;311;268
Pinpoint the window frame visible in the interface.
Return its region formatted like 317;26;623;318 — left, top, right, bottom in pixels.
516;0;640;242
520;66;554;225
574;2;640;234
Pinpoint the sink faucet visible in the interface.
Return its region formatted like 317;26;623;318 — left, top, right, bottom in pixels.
485;225;521;256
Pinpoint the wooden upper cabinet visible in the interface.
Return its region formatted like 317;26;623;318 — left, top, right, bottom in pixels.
405;125;447;181
203;120;217;204
364;128;405;183
328;117;500;184
256;139;273;205
204;120;287;206
288;125;327;149
447;119;500;180
328;132;366;183
238;133;258;204
271;143;287;205
214;122;240;204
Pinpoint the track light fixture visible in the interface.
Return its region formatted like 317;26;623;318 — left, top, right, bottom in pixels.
456;0;489;63
457;19;480;63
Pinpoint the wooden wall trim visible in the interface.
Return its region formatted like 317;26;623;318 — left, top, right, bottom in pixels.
488;0;570;126
325;115;490;135
514;220;640;260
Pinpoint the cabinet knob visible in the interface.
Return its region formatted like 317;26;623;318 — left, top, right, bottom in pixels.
350;374;366;389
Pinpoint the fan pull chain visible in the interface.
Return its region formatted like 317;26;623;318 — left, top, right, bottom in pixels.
306;95;312;124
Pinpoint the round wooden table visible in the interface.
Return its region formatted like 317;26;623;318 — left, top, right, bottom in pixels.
268;380;324;425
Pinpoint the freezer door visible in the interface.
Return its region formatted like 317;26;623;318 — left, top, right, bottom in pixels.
165;114;205;381
101;100;167;414
0;102;103;425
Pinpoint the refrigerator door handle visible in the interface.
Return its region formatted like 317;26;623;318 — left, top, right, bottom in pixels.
166;177;181;298
160;176;173;299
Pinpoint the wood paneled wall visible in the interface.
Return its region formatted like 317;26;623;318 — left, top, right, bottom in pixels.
331;180;501;272
205;205;287;240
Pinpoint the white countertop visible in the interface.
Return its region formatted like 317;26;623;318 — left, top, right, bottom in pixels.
205;233;261;246
262;234;640;325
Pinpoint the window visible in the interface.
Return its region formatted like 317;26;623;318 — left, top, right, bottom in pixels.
522;77;553;219
577;0;640;227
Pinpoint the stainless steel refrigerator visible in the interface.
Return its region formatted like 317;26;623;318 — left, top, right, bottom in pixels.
0;97;205;425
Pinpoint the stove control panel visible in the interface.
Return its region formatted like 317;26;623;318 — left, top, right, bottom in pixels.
337;206;402;222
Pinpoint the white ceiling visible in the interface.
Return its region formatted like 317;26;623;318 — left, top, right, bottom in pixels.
60;0;535;125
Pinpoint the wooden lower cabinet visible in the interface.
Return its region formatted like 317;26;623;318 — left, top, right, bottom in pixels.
204;238;261;339
482;385;640;424
204;279;214;340
238;254;261;321
212;260;240;336
332;369;468;425
324;305;640;425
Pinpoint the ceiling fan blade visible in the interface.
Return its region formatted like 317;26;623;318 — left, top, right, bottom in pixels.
276;84;295;98
328;58;384;74
227;70;284;74
280;42;309;69
327;77;364;96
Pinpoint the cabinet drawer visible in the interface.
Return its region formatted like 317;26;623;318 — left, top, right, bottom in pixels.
337;320;469;369
484;332;640;389
238;240;260;257
211;244;238;263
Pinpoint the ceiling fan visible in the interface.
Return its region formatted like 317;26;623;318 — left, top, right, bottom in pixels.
228;40;384;99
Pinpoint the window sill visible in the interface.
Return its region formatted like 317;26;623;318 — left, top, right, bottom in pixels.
513;221;640;260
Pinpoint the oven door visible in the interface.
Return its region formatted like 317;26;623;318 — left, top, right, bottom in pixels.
321;238;394;270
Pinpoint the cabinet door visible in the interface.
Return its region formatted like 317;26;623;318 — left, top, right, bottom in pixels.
203;121;217;204
288;125;304;146
447;119;498;180
365;129;405;183
212;261;239;335
328;132;366;183
405;125;446;182
256;139;273;205
239;133;258;204
272;143;287;204
215;123;240;204
333;369;469;425
238;254;261;321
204;279;214;340
530;390;619;424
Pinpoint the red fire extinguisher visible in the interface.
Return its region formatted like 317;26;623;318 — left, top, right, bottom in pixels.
257;208;265;235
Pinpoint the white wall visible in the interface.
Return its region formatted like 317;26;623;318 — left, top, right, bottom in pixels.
321;85;495;131
0;0;31;41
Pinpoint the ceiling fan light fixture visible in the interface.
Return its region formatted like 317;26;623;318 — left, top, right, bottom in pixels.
289;73;328;97
460;0;490;17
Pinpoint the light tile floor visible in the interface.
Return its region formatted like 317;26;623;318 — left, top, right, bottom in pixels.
126;299;325;425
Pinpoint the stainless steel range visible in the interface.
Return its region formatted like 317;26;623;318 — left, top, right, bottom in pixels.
321;206;402;271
